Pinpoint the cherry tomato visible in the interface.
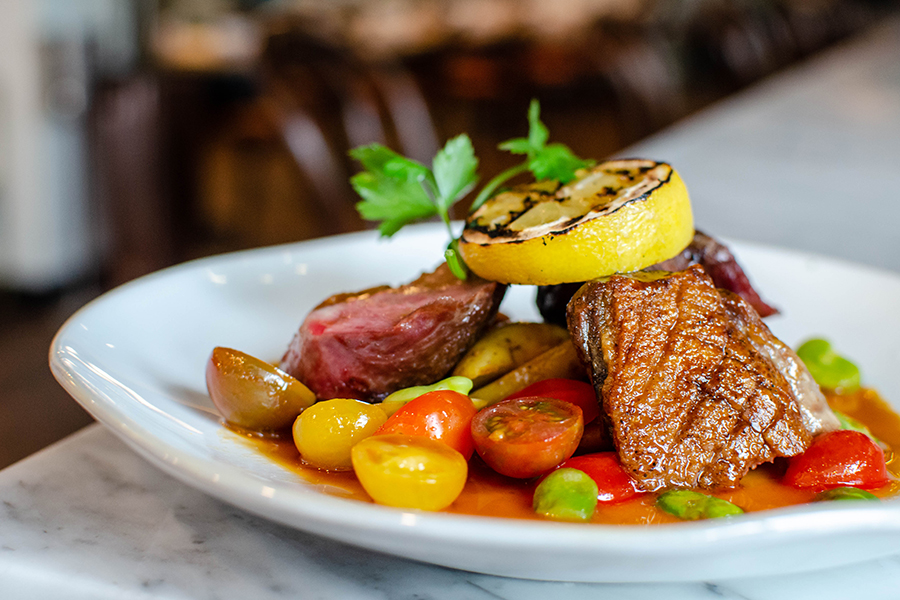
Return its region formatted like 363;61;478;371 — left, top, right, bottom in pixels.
558;452;644;503
471;396;583;479
376;390;477;459
351;434;468;510
508;379;600;424
292;399;387;471
206;347;316;432
783;430;889;491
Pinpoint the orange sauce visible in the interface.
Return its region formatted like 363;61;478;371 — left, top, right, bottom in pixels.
239;387;900;524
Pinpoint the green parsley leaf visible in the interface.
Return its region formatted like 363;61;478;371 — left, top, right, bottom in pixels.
351;170;437;237
472;99;592;210
529;143;591;183
527;99;549;149
349;144;403;172
497;99;591;185
350;137;478;276
350;143;442;237
432;134;478;216
350;144;433;184
497;137;533;155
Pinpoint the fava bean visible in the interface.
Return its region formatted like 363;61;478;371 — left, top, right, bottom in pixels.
815;487;880;502
656;490;743;520
796;339;861;392
380;376;473;417
533;468;599;522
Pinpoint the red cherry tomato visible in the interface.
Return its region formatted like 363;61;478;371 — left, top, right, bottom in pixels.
508;379;600;424
783;430;889;491
376;390;477;459
558;452;644;503
471;396;583;479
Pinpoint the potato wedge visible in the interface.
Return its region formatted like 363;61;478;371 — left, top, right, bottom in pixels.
452;322;569;388
471;340;587;408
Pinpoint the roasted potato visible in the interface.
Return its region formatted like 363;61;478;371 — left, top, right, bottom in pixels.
471;340;587;407
452;322;569;388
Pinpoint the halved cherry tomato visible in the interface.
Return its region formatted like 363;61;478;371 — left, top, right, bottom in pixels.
206;347;315;432
376;390;477;459
292;398;387;471
557;452;644;503
507;379;600;424
471;396;583;479
351;434;468;510
783;430;889;491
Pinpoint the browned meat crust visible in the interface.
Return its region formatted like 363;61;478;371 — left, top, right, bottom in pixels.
279;264;506;402
568;265;824;491
719;292;839;436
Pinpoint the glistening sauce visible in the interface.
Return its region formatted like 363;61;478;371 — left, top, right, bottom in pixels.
241;388;900;524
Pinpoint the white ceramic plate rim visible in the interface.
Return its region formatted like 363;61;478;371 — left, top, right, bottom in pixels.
49;224;900;581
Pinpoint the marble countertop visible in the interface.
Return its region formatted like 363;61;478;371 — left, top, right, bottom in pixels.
3;425;900;600
4;15;900;600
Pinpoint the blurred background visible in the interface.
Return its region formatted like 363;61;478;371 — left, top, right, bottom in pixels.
2;0;898;468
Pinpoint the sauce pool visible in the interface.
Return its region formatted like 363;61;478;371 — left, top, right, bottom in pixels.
236;388;900;524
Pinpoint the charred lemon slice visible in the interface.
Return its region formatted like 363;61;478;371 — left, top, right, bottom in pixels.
458;159;693;285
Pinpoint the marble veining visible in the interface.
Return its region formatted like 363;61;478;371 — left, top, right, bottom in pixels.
1;426;900;599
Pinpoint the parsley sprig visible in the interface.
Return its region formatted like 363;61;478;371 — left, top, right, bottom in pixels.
350;135;477;278
349;100;590;280
471;100;593;211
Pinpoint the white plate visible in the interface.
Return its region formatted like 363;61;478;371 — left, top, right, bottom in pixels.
50;223;900;582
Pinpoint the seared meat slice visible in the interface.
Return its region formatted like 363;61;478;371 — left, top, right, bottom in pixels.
280;264;506;402
720;293;839;436
537;231;776;326
568;265;830;491
653;230;777;317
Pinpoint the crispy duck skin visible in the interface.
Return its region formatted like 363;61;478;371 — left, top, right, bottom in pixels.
567;265;833;491
280;264;506;402
537;231;776;326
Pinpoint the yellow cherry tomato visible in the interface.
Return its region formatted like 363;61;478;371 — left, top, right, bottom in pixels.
292;399;387;471
351;434;468;511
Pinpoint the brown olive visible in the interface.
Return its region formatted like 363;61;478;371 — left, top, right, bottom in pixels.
206;347;316;433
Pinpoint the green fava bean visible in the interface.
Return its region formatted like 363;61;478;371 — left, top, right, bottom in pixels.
704;497;746;519
796;339;861;392
816;487;880;502
533;468;599;522
380;376;474;417
656;490;744;521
